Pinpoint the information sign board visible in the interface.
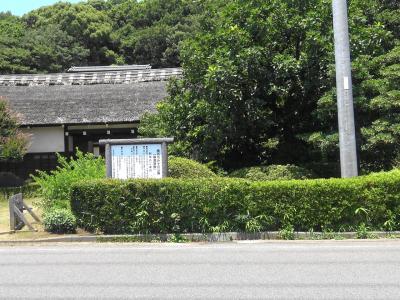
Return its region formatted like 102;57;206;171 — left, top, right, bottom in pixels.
99;138;174;179
111;144;162;179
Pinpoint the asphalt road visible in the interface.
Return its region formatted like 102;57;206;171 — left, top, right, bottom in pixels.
1;240;400;299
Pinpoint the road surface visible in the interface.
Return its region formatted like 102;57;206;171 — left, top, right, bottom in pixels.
1;240;400;299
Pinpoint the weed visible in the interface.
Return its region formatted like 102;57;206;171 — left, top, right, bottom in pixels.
383;214;397;232
168;233;188;243
278;225;295;240
386;234;400;239
356;223;378;239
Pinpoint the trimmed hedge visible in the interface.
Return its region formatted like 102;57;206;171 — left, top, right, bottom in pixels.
230;164;315;181
168;156;216;179
70;170;400;234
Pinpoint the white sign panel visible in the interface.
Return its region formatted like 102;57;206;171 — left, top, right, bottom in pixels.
111;144;162;179
343;76;349;90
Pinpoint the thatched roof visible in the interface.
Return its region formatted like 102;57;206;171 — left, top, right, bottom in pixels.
0;68;181;126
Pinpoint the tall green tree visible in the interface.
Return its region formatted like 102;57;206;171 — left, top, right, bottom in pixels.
306;0;400;173
142;0;334;168
22;24;89;73
110;0;204;67
141;0;399;175
0;13;31;74
0;0;206;73
24;1;115;66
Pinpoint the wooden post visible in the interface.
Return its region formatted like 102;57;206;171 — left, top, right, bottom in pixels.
14;194;25;230
13;206;35;231
8;193;40;232
22;200;41;223
9;194;16;231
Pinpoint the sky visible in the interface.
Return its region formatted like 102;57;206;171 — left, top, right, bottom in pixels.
0;0;83;16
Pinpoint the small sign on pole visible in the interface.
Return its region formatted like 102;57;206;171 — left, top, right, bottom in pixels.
99;138;174;179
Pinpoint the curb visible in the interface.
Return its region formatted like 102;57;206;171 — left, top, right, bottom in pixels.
1;231;400;244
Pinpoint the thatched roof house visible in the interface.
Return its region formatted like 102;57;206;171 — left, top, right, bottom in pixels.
0;66;181;183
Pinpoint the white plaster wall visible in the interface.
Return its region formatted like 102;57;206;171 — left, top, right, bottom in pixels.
21;127;65;153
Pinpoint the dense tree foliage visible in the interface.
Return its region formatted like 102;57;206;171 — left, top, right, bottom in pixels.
307;0;400;174
141;0;400;176
147;0;334;168
0;98;28;160
0;13;31;73
0;0;204;73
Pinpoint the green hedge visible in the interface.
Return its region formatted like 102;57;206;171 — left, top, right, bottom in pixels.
230;164;315;181
70;170;400;234
168;156;216;179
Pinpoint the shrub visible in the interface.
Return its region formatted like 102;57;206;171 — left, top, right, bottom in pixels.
43;208;77;234
0;132;29;161
71;169;400;234
0;98;29;161
355;223;377;239
230;164;315;181
278;225;295;240
32;150;105;212
168;156;217;179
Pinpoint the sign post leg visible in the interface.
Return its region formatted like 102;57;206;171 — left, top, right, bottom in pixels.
161;142;168;178
9;195;15;231
105;143;112;178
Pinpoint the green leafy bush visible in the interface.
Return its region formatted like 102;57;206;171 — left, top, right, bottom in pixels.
0;98;28;161
32;150;105;212
278;225;295;240
230;164;315;181
71;170;400;234
0;132;29;161
355;223;377;239
43;208;77;234
168;156;217;179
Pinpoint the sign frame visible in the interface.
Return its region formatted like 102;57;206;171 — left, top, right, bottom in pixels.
99;138;174;179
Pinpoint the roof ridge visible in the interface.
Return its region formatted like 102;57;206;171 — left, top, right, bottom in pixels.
67;64;152;73
0;68;182;87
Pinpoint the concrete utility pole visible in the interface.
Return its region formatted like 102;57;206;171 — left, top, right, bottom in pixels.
332;0;358;178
